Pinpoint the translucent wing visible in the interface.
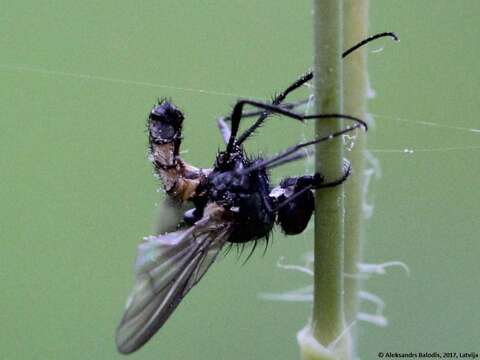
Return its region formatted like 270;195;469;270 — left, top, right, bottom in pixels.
116;204;231;354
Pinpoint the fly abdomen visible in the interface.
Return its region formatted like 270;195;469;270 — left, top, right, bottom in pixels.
148;100;184;169
148;101;206;201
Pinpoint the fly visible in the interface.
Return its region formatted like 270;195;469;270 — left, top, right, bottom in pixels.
115;32;398;354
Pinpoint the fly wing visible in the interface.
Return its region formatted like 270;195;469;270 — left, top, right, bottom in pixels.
116;204;231;354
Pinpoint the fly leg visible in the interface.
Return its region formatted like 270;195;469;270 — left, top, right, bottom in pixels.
216;72;313;145
221;32;397;148
216;100;309;144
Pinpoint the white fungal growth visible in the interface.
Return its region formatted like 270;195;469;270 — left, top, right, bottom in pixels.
367;86;376;101
357;312;388;327
357;291;388;327
358;290;385;312
258;285;313;302
261;254;409;331
358;261;410;277
276;256;314;276
362;150;381;219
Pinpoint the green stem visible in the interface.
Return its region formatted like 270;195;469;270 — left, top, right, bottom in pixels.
298;1;350;359
343;0;370;340
298;1;370;359
311;0;345;348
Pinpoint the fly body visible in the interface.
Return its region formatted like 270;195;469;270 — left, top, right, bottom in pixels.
116;32;398;354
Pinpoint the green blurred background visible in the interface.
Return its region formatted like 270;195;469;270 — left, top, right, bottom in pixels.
1;1;479;359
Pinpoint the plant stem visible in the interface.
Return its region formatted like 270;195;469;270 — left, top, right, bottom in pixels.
305;0;349;358
343;0;370;340
298;1;370;359
312;0;345;345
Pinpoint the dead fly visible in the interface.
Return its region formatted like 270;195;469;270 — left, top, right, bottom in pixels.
116;32;397;354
